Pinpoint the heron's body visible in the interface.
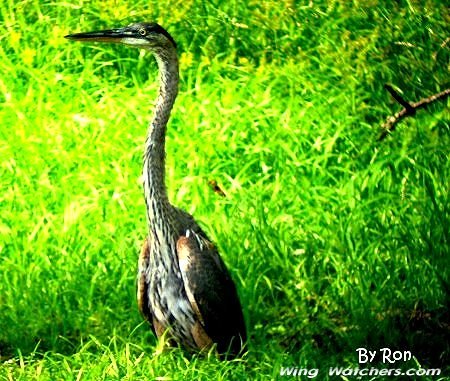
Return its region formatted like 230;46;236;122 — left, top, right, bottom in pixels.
66;22;246;357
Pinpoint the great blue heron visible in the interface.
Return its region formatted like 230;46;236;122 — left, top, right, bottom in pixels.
65;22;246;357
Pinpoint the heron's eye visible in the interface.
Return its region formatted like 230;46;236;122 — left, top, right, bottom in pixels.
139;28;147;36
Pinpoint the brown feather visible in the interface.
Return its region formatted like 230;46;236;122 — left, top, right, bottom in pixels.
177;236;207;327
137;237;151;320
176;231;246;357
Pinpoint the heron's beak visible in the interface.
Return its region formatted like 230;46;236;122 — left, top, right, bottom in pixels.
65;27;131;43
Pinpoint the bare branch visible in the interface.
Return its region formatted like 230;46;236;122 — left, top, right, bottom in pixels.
379;87;450;141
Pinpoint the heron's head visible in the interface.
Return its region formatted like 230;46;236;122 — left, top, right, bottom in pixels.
65;22;176;50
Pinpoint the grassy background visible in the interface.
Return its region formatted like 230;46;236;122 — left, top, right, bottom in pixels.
0;0;449;379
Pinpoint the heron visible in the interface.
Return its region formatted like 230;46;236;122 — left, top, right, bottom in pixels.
65;22;246;357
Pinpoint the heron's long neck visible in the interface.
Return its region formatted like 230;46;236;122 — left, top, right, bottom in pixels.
143;46;179;226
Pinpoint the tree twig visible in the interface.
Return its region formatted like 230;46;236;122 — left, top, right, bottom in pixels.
379;86;450;141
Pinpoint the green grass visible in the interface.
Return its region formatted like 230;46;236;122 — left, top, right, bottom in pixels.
0;0;449;379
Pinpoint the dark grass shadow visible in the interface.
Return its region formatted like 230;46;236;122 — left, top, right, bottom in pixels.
276;303;449;370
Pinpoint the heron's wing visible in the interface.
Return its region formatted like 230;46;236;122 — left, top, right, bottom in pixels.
176;230;246;356
137;237;159;336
